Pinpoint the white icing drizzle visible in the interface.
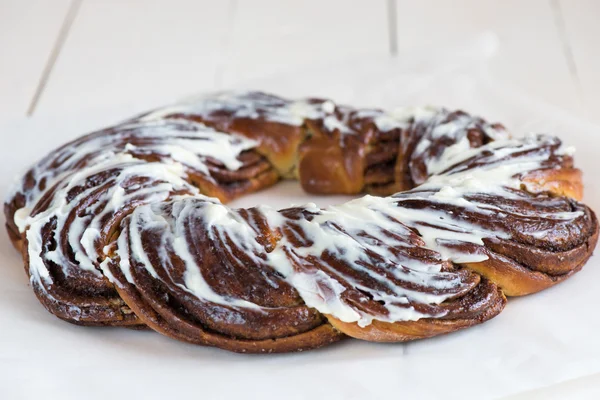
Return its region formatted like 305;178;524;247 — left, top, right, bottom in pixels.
139;91;437;135
11;119;256;229
11;117;257;316
8;91;583;328
114;129;580;328
141;91;325;126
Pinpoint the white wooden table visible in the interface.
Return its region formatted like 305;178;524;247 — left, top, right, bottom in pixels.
1;0;598;123
1;1;599;398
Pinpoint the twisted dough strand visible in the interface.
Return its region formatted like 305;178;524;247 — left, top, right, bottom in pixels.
5;91;597;353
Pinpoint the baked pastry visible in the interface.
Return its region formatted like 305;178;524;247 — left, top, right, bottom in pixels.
5;91;597;353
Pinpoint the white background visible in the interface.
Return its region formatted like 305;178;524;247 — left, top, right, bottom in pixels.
1;1;600;399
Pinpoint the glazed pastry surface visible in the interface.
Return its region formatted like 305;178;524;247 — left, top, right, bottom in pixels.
6;91;597;352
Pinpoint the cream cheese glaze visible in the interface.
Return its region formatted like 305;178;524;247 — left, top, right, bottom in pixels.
5;91;595;347
105;134;581;328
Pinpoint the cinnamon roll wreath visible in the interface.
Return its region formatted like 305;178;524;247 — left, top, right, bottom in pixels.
5;92;598;353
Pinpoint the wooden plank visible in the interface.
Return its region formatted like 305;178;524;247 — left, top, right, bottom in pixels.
558;0;600;123
0;0;71;120
394;0;583;116
220;0;390;88
35;0;231;116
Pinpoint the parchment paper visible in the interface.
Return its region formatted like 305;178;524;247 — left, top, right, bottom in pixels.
1;34;599;399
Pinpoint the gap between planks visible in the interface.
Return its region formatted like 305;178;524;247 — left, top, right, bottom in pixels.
387;0;398;56
26;0;82;116
549;0;584;106
27;0;400;114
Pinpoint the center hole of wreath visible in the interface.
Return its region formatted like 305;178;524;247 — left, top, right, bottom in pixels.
228;180;355;210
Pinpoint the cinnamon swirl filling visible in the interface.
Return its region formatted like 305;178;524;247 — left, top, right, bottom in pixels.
5;91;597;352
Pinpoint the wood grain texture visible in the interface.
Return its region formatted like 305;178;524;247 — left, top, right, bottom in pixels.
219;0;389;87
558;0;600;123
394;0;583;116
0;0;71;120
35;0;231;116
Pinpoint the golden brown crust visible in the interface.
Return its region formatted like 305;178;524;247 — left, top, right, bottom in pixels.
522;167;583;201
111;266;344;353
326;282;506;342
467;218;598;296
5;92;598;353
